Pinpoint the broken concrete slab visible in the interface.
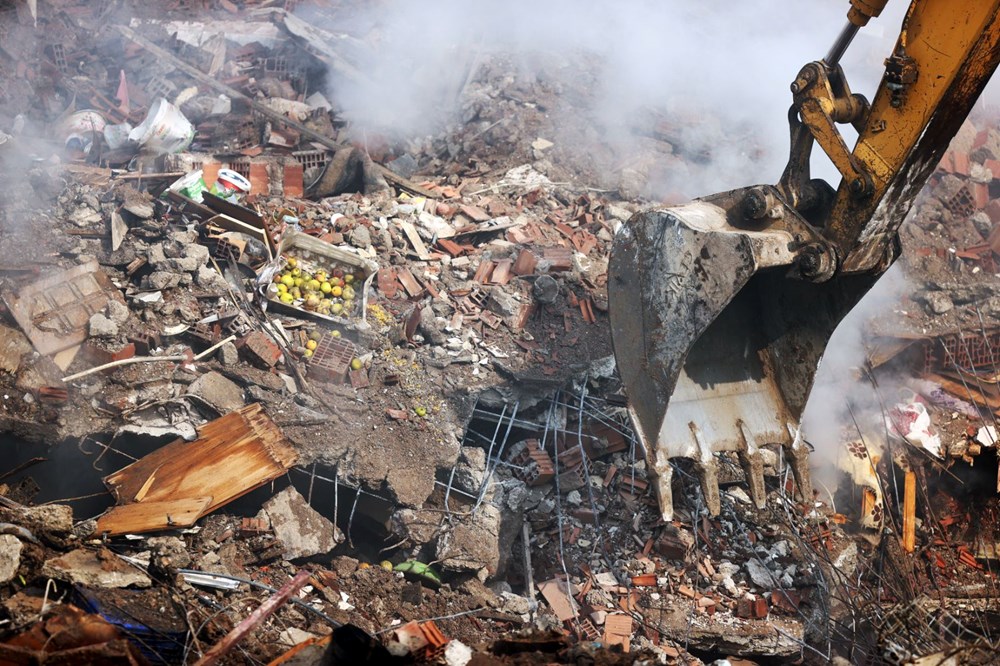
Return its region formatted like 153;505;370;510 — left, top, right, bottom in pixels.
188;370;245;413
435;504;501;576
261;486;343;560
0;535;21;584
42;548;152;588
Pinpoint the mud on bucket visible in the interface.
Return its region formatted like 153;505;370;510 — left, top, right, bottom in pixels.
129;97;195;155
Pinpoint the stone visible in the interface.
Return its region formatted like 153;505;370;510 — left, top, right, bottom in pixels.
565;490;582;506
195;265;229;291
435;503;501;575
21;504;74;532
189;371;244;413
419;307;447;345
261;486;343;560
0;325;31;374
348;224;372;248
487;288;519;317
106;300;131;326
42;548;151;588
88;313;119;338
925;291;954;315
123;199;154;219
217;342;239;366
745;558;775;590
444;640;473;666
145;271;183;290
452;447;487;494
0;535;22;583
500;591;531;615
148;536;192;570
391;509;440;546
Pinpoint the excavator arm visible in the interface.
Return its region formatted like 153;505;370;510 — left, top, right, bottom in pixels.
609;0;1000;521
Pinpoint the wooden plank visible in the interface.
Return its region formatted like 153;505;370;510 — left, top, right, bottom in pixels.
100;404;297;535
902;471;916;553
96;497;213;535
399;221;430;260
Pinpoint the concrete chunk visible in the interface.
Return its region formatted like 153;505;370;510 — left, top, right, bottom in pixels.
261;486;343;560
189;371;245;413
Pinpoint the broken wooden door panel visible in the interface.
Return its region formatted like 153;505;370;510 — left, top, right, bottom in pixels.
2;259;121;355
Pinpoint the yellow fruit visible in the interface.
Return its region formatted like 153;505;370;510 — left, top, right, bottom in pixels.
294;277;304;288
344;274;355;284
343;286;355;299
280;274;294;288
414;406;427;417
320;281;332;294
304;295;320;310
276;283;288;293
331;285;343;297
331;330;341;338
280;292;294;303
350;358;362;371
331;303;343;315
291;267;301;277
287;257;298;268
306;339;318;350
303;348;313;358
308;279;321;291
309;330;323;342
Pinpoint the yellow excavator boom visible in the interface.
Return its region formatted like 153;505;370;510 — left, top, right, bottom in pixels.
610;0;1000;520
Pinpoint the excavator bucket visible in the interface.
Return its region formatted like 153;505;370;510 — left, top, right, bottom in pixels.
609;192;880;521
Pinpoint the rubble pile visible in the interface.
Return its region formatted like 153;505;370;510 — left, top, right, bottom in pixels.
0;0;999;664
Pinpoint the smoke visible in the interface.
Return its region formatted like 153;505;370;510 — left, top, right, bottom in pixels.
310;0;909;198
800;262;911;487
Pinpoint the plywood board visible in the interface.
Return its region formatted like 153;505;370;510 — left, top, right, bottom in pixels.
97;404;297;536
95;497;212;535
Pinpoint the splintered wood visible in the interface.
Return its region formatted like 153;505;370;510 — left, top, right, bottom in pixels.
95;403;298;536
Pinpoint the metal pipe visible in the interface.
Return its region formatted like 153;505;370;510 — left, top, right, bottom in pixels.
824;21;861;66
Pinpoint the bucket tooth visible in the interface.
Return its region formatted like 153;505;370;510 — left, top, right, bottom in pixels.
787;436;814;505
650;463;674;523
738;449;767;510
696;458;722;516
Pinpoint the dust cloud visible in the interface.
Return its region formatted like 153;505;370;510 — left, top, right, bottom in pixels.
309;0;908;198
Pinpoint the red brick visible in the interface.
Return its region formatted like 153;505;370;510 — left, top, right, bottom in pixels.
248;162;269;199
283;162;304;198
985;199;1000;225
954;151;971;177
973;181;990;210
511;249;538;276
240;331;281;368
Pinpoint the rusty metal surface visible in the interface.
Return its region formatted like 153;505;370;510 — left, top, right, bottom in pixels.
2;259;120;356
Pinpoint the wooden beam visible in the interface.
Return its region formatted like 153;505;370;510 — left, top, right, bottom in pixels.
96;498;212;535
902;471;916;553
